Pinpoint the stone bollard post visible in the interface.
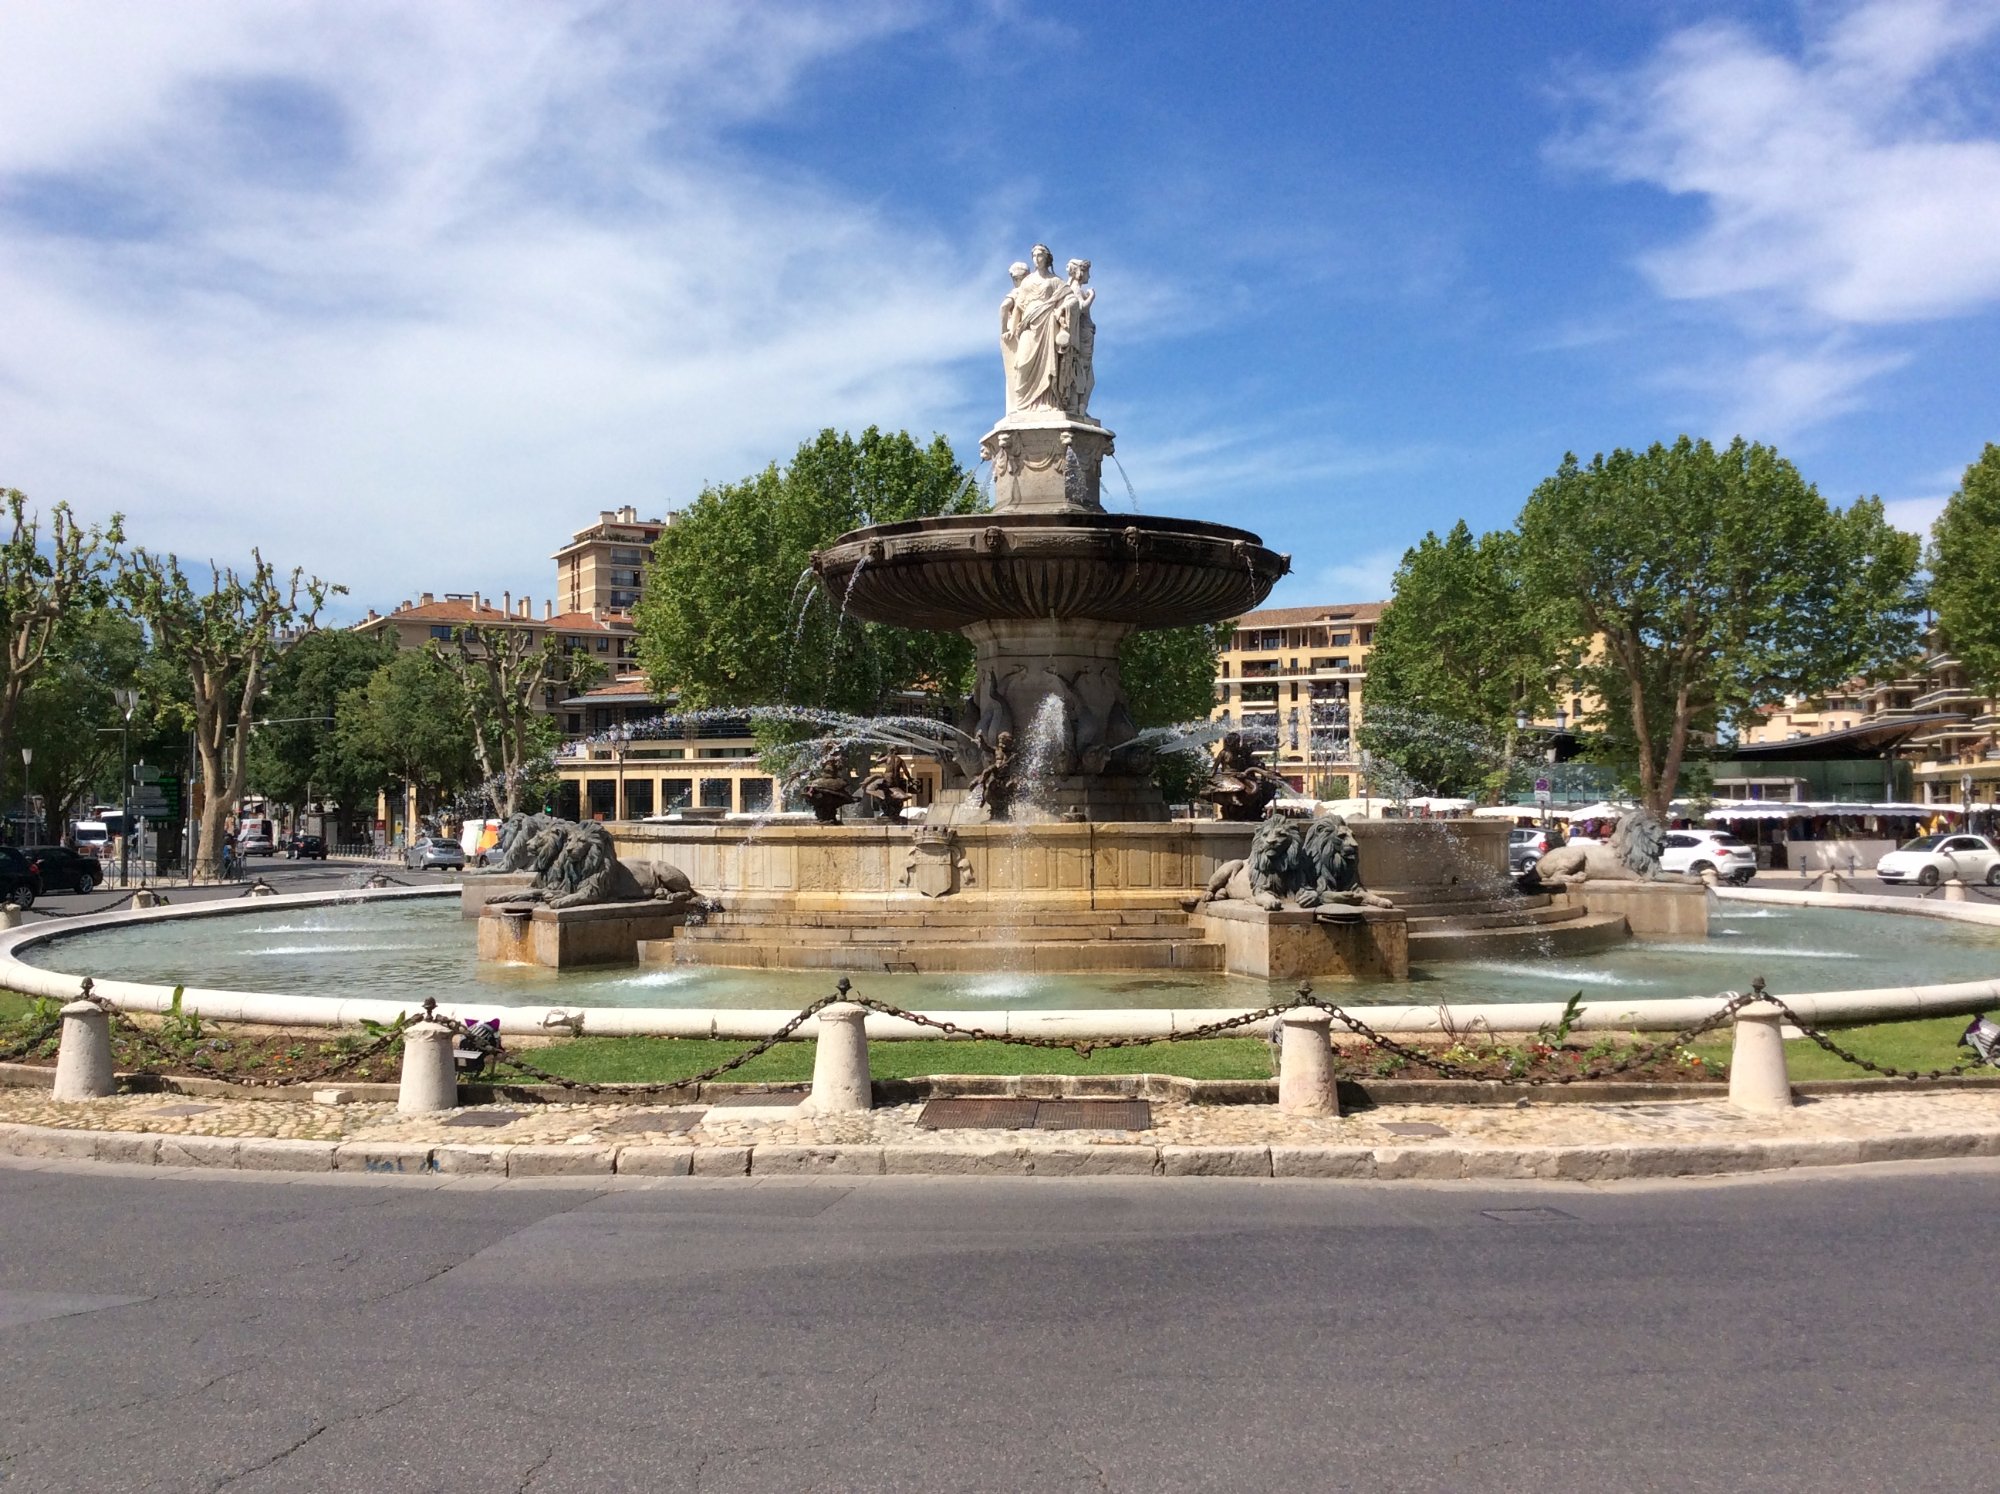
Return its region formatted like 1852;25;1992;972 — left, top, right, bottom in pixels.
52;1000;117;1101
129;889;159;910
1277;1007;1339;1116
1943;877;1969;903
809;998;872;1114
397;1019;459;1114
0;903;20;931
1727;993;1793;1113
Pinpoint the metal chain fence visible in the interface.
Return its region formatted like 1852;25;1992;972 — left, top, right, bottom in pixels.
8;973;1995;1097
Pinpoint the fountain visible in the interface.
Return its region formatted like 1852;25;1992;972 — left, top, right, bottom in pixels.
584;247;1634;982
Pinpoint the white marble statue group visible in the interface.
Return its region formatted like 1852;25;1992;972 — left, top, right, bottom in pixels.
1000;245;1095;419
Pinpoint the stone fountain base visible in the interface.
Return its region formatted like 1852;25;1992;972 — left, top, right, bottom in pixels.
477;901;692;969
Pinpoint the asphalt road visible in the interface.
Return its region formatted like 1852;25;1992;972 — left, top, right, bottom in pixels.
1;1161;1997;1492
28;858;462;918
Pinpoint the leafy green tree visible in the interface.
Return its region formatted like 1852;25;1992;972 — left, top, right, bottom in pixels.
247;629;396;832
1928;443;2000;696
430;624;602;818
0;491;123;786
634;428;983;716
120;550;339;877
12;607;145;840
1518;437;1922;815
1363;522;1580;798
335;651;480;817
1120;623;1229;730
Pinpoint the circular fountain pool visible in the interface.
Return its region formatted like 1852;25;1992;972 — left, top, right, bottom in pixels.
16;893;2000;1016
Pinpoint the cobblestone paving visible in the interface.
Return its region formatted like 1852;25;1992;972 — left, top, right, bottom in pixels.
1;1085;1994;1154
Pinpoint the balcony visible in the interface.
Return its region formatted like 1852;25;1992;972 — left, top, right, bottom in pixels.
1911;685;1973;712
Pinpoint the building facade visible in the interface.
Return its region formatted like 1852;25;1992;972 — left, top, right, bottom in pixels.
553;506;672;616
1210;603;1382;796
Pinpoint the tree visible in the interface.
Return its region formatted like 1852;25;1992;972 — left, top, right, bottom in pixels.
1928;443;2000;697
121;551;339;877
634;427;984;716
430;625;603;818
0;491;123;788
12;607;146;840
335;651;480;818
1518;437;1922;815
1363;522;1580;798
1120;623;1230;730
246;629;396;834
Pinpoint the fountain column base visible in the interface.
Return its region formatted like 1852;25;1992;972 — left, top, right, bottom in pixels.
477;902;692;968
960;617;1164;823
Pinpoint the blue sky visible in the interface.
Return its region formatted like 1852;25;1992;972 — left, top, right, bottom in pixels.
3;0;1997;617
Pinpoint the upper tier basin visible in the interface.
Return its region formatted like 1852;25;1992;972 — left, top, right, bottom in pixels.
812;511;1290;631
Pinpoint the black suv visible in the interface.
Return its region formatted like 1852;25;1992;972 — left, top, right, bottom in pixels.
0;846;42;908
284;833;327;860
26;846;100;894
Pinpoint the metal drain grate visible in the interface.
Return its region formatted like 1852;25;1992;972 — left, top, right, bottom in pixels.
600;1112;702;1136
442;1110;520;1128
1034;1100;1152;1132
145;1104;218;1118
1379;1122;1451;1139
708;1091;808;1108
918;1098;1152;1132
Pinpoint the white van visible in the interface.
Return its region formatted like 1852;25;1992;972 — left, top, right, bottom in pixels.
73;820;111;852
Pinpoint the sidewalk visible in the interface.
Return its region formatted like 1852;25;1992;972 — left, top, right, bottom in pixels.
2;1082;1995;1181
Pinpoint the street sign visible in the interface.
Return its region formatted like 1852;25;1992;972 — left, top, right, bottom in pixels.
1534;777;1550;795
132;764;161;786
1535;790;1552;808
132;788;170;819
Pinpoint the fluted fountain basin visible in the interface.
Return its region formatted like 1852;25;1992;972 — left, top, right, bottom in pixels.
812;512;1288;630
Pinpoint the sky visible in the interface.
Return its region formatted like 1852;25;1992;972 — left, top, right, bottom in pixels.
3;0;1997;619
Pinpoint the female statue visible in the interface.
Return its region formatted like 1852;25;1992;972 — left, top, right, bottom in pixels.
1006;244;1070;413
1062;258;1095;417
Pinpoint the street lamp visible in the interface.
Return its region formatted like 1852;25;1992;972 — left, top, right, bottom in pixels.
112;688;139;886
18;746;31;845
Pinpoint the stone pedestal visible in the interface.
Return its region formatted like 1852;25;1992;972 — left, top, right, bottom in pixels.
52;1001;116;1101
1197;902;1409;982
1277;1008;1339;1116
477;902;690;969
979;410;1115;513
1562;880;1710;940
1727;1004;1793;1113
460;873;536;918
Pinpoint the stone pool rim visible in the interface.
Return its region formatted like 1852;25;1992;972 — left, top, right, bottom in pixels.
2;883;1997;1040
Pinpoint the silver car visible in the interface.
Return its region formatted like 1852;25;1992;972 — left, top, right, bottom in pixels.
403;836;466;871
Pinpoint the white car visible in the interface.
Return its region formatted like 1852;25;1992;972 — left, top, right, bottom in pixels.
1659;829;1758;884
1875;833;2000;888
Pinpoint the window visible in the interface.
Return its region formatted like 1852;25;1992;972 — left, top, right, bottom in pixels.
1330;631;1351;647
1241;660;1278;678
740;777;773;814
429;625;453;640
699;777;732;810
625;779;654;818
586;780;616;820
1241;684;1278;704
595;637;610;652
658;777;692;810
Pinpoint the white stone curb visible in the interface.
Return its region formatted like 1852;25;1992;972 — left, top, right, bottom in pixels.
3;1120;1998;1183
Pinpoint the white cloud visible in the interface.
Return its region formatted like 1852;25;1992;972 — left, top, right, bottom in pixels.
1883;493;1948;536
1550;0;2000;433
0;0;1008;613
1556;0;2000;324
1260;547;1403;611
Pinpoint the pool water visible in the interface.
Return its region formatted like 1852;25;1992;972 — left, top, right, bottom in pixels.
21;897;2000;1012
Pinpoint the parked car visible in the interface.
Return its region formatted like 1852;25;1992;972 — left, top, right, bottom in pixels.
0;846;40;908
284;833;327;860
25;846;99;894
1508;827;1551;873
1659;829;1758;884
1875;832;2000;888
237;831;276;857
404;836;466;872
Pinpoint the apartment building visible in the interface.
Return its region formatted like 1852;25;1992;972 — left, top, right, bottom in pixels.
1211;603;1382;796
554;506;673;616
1738;686;1869;745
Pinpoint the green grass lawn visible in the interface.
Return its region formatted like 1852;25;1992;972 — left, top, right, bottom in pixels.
0;991;34;1024
1688;1014;1990;1081
500;1035;1277;1085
